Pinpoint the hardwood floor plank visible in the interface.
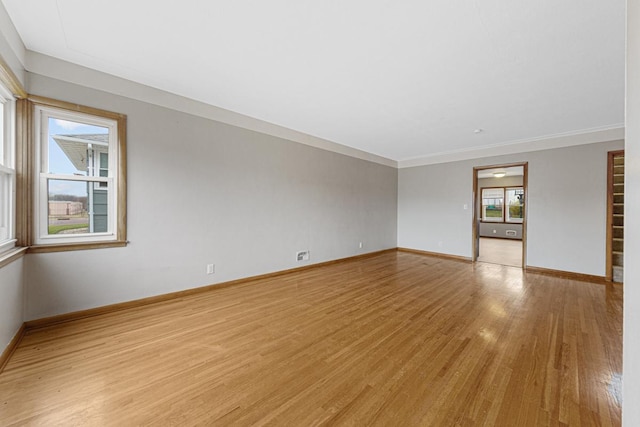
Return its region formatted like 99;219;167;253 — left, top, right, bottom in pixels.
0;251;622;426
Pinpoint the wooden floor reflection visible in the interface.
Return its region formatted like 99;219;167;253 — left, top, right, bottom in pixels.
0;251;622;426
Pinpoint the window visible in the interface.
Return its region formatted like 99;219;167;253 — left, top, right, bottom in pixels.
32;99;126;248
0;82;16;254
506;187;525;223
482;188;504;222
481;186;525;223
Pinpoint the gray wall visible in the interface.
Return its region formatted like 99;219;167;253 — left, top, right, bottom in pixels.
0;258;24;354
479;222;522;239
624;3;640;424
478;176;523;188
398;139;623;275
477;176;524;239
24;73;398;320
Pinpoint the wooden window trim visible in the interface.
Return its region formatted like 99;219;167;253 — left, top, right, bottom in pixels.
0;246;27;269
0;55;24;263
28;240;127;254
0;61;20;258
18;95;127;253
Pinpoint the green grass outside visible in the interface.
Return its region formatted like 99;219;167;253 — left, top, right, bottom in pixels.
48;223;89;234
485;205;523;219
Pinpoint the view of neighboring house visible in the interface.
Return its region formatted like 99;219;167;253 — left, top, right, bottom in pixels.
50;133;109;234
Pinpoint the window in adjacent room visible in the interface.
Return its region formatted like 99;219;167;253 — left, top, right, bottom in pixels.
0;82;16;254
33;100;126;247
481;188;504;222
505;187;525;223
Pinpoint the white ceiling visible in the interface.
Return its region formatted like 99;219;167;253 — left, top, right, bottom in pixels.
1;1;626;162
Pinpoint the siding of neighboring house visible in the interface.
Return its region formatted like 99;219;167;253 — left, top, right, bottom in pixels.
93;189;108;232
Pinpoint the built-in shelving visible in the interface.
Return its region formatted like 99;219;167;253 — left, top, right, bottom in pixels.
611;153;624;283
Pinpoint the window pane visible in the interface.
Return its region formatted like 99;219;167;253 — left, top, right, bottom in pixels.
99;152;108;177
0;101;4;165
47;118;109;176
482;188;504;199
47;179;109;235
482;188;504;221
98;152;108;188
0;172;8;241
506;188;524;223
0;102;4;240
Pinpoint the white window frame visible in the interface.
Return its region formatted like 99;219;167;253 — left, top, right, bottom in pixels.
34;105;119;245
0;82;16;254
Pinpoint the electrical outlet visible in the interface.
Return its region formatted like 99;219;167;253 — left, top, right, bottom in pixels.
438;241;443;247
493;229;497;234
206;264;215;274
359;242;363;249
296;250;310;262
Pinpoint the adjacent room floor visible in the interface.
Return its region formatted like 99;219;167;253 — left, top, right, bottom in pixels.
0;251;622;426
477;237;523;267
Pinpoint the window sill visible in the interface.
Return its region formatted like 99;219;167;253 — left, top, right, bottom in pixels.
28;240;128;254
0;247;28;269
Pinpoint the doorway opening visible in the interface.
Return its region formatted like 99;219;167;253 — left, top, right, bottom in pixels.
472;163;528;268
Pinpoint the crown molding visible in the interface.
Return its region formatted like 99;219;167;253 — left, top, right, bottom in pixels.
21;52;624;170
397;126;625;168
25;51;398;168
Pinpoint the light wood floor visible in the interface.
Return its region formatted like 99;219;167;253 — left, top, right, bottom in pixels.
0;251;622;426
477;237;523;267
